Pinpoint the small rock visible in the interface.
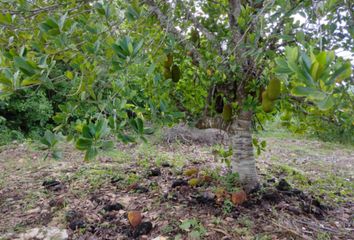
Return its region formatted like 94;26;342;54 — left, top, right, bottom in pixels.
195;192;215;205
111;176;124;184
152;236;168;240
312;198;326;210
65;210;81;222
103;203;124;212
68;219;86;230
262;190;281;204
267;178;276;183
133;222;153;238
225;217;234;222
171;179;188;188
26;207;41;214
161;162;171;168
287;206;301;215
49;197;65;208
135;186;149;193
149;168;161;177
42;180;63;191
18;227;68;240
276;179;291;191
262;225;274;232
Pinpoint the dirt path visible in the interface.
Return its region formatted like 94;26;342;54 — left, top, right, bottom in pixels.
0;135;353;239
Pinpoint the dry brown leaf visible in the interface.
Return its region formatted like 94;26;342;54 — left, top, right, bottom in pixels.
128;211;142;228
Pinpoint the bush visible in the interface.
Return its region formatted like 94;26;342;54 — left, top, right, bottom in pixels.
0;89;53;137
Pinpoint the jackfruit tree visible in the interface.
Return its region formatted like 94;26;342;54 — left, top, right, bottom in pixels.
0;0;353;190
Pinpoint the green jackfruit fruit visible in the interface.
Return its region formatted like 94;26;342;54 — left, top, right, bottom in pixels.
164;53;173;68
267;78;281;100
215;95;224;113
191;29;200;47
171;65;181;82
222;103;232;122
164;67;172;79
262;91;274;113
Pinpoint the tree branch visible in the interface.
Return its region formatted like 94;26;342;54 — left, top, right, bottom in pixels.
176;0;223;55
142;0;204;66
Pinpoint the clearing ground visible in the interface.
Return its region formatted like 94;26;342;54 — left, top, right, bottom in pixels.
0;130;353;240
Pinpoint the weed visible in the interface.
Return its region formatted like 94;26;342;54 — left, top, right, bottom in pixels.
222;199;234;214
179;218;206;240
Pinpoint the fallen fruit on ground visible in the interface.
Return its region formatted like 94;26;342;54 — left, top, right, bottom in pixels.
128;211;142;228
183;167;199;176
231;190;247;205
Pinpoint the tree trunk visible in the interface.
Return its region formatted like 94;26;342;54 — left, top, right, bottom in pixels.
229;111;258;192
195;112;259;191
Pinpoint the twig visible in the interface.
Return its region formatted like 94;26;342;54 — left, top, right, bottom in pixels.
295;219;338;233
272;220;312;240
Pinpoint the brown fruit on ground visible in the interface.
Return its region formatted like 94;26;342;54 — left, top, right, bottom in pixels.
231;190;247;205
128;211;142;228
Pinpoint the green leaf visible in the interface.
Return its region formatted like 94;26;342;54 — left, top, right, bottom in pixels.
117;133;136;143
285;46;298;62
0;13;12;24
21;78;41;86
328;62;352;85
40;130;59;148
14;57;37;76
0;74;13;87
100;141;114;150
136;118;144;134
291;86;326;100
133;39;144;56
76;138;93;150
65;71;74;80
315;95;334;111
82;124;95;138
52;150;63;160
95;118;109;139
180;221;192;231
84;147;98;161
58;12;68;31
274;57;295;74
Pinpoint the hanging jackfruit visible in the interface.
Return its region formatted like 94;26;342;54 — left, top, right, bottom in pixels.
262;91;274;113
171;64;181;82
164;53;173;68
266;78;281;100
190;29;200;47
164;67;172;80
215;95;224;114
222;103;232;122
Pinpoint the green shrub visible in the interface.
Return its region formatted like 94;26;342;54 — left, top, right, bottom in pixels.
0;89;53;137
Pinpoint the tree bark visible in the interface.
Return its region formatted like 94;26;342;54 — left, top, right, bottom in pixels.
229;112;258;192
196;112;259;192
